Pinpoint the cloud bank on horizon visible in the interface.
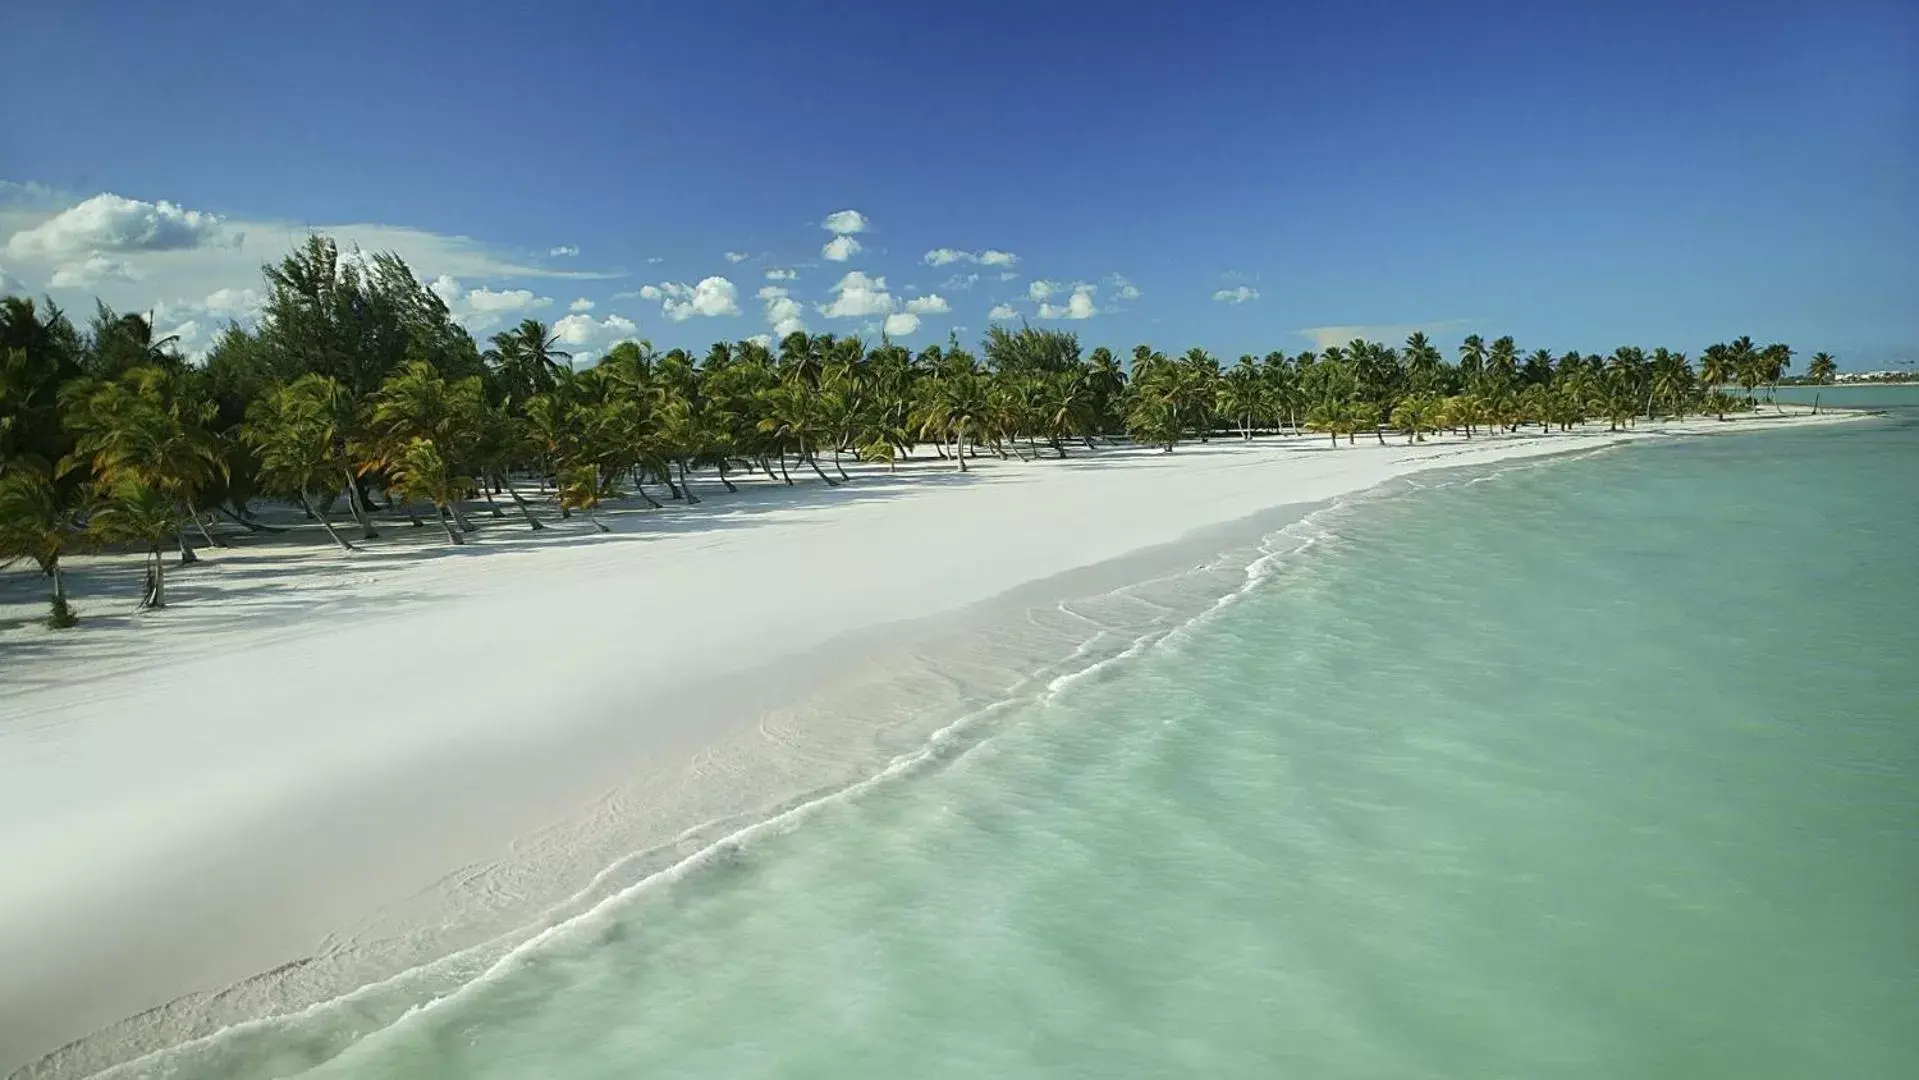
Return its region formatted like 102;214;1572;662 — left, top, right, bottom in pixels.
2;182;1185;359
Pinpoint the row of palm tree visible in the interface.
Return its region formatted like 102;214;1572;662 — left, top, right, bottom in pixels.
1;236;1826;627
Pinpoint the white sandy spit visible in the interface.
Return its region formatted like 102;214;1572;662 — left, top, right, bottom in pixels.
0;406;1866;1074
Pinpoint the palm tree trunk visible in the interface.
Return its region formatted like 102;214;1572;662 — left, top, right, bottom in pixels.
301;492;357;552
676;460;701;505
176;527;199;566
633;479;663;509
47;562;75;628
343;467;379;539
499;474;546;529
147;547;167;609
480;482;506;518
191;510;225;549
586;505;609;533
451;504;477;532
436;505;465;545
805;453;839;486
778;452;793;484
831;446;850;481
717;461;738;492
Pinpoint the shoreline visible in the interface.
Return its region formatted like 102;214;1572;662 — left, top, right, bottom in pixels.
0;407;1870;1077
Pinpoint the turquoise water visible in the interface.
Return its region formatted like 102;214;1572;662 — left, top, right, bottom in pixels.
116;411;1919;1078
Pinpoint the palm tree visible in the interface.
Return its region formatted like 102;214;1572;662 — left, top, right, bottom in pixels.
1217;357;1265;440
556;464;616;532
243;379;360;551
0;466;88;625
1390;394;1442;443
90;477;182;608
386;437;474;544
60;367;226;564
486;319;571;404
1807;352;1837;384
1403;332;1443;393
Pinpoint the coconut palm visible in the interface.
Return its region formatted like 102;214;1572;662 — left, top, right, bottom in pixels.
1807;352;1837;384
487;319;571;405
243;379;361;551
59;366;226;563
0;466;88;625
89;478;182;608
1217;357;1265;440
386;437;473;544
1390;394;1442;443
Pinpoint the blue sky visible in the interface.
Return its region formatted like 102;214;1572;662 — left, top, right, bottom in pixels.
3;0;1914;368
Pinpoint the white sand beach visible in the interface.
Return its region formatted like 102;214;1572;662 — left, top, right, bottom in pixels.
0;407;1866;1075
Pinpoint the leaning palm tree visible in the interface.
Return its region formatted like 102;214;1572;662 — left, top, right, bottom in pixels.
555;464;617;532
243;380;360;551
89;478;182;609
1389;394;1442;444
386;437;473;545
0;466;88;626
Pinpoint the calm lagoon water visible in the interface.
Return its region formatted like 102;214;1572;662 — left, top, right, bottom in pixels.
106;404;1919;1079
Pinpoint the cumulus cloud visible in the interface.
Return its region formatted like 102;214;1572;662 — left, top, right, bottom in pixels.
818;271;895;318
943;272;980;291
553;311;640;350
1213;285;1259;304
427;275;556;331
1297;318;1470;350
724;251;749;263
1107;274;1142;301
923;247;1018;268
883;312;920;336
822;234;862;262
747;333;774;349
1039;284;1099;320
758;284;807;337
1027;279;1058;301
648;276;740;321
904;294;950;314
765;268;797;281
569;297;595;312
6;192;230;260
202;286;264;319
49;255;141;288
549;245;579;257
988;303;1017;320
821;209;870;235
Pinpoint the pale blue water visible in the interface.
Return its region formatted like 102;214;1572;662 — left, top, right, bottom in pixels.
105;405;1919;1079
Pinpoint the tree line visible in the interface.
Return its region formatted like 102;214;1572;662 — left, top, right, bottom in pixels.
1;235;1832;627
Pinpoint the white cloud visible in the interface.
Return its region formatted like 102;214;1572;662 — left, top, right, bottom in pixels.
747;333;774;349
924;247;1018;269
465;286;553;313
549;245;579;257
569;297;595;312
552;311;641;349
650;276;740;321
905;294;950;315
1213;285;1259;305
1027;279;1058;301
1107;274;1142;301
988;303;1017;320
1297;319;1470;350
158;319;204;355
943;272;980;291
1038;284;1099;320
724;251;749;263
999;271;1018;281
822;234;862;262
49;254;141;288
758;285;807;337
818;270;895;318
638;284;663;300
646;256;665;264
0;264;20;293
6;192;229;260
201;286;263;320
821;209;870;235
883;312;920;336
765;268;797;280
